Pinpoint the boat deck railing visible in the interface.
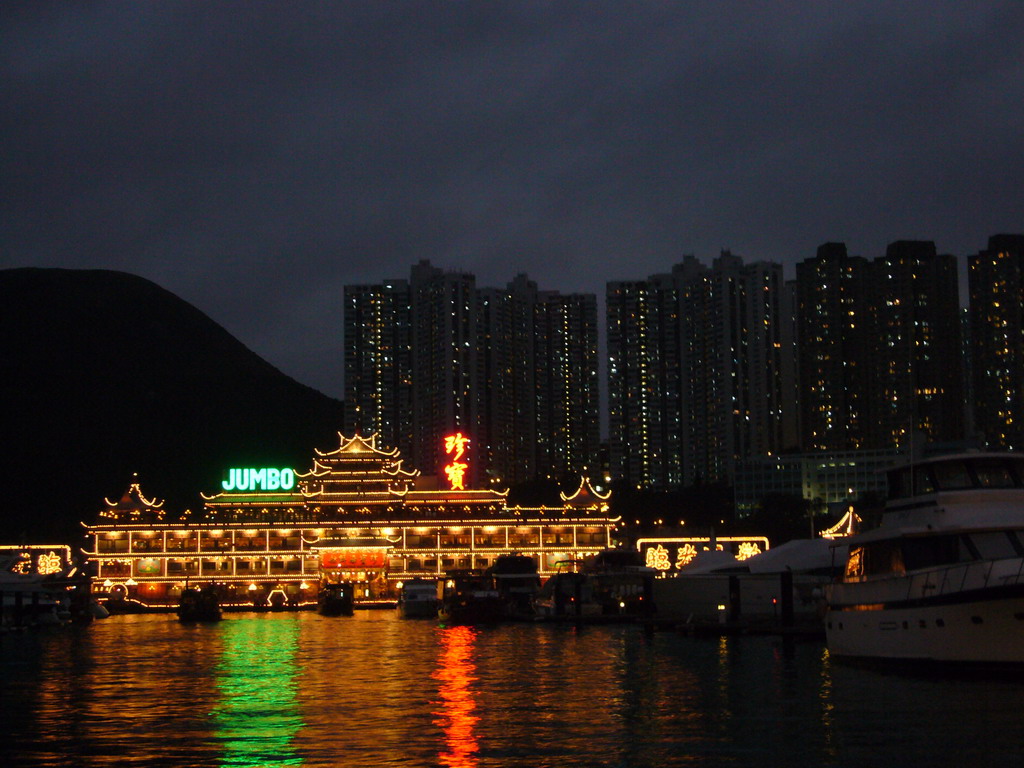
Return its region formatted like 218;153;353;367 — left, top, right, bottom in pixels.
831;557;1024;606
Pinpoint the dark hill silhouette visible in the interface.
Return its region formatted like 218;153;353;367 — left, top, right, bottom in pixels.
0;268;344;544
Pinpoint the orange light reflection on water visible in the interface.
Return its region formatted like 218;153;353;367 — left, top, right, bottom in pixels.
432;625;480;768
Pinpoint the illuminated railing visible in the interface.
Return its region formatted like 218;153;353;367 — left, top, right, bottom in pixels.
831;556;1024;606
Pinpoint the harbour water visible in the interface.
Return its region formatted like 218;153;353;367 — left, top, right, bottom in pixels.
3;612;1024;767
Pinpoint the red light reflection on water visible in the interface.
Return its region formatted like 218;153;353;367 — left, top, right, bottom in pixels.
432;625;480;768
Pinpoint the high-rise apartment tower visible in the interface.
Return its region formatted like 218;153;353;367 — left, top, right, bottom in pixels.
345;262;600;487
607;251;791;489
969;234;1024;450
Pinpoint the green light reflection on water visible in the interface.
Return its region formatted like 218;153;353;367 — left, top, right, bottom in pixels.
214;616;305;767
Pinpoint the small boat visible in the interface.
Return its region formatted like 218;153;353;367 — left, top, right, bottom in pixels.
438;569;504;625
535;568;601;620
585;548;657;617
317;582;354;616
487;554;540;619
1;587;70;627
825;452;1024;666
87;598;110;620
397;578;438;618
176;585;221;622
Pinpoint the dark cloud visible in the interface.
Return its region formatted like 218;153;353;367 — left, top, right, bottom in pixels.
3;2;1022;398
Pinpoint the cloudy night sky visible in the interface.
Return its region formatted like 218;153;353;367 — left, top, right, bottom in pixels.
3;2;1022;400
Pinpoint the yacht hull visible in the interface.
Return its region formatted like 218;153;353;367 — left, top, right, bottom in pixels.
826;589;1024;664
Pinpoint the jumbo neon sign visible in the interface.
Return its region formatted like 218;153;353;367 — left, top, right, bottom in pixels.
221;468;296;491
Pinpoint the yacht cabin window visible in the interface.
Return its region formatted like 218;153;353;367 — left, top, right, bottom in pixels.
930;461;972;491
889;468;915;499
971;459;1016;488
889;466;937;499
891;457;1024;499
900;535;961;571
845;540;906;580
968;532;1020;561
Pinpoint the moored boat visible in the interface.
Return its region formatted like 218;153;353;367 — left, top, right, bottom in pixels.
487;554;540;619
438;569;504;625
397;578;438;618
825;452;1024;665
585;548;657;617
535;566;601;620
1;585;70;627
317;581;355;616
177;584;222;622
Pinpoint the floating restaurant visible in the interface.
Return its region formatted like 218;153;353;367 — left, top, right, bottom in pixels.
83;433;619;610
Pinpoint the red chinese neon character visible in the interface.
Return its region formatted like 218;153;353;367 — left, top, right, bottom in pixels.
444;461;468;490
444;432;470;461
443;433;470;489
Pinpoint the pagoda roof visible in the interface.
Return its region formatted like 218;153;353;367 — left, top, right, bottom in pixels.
399;488;508;503
560;477;611;506
382;463;419;478
298;433;420;483
104;474;164;510
315;432;400;458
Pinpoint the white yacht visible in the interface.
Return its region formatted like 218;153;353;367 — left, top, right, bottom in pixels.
825;452;1024;665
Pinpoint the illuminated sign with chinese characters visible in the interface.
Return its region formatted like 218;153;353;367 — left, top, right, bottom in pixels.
36;550;63;575
443;433;470;490
636;537;770;573
320;550;387;569
0;545;69;576
221;468;296;492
